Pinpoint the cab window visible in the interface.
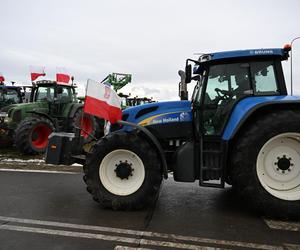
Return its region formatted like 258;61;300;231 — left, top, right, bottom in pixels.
203;63;250;135
58;87;73;102
251;61;279;95
35;87;55;101
6;89;21;103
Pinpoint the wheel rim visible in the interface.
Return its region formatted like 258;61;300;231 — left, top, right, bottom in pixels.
80;116;93;138
31;124;52;149
99;149;145;196
256;133;300;201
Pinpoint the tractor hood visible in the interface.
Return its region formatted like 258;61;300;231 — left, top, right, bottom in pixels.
121;100;192;130
0;102;49;130
2;102;48;116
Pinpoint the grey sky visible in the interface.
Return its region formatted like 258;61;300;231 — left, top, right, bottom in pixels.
1;0;300;100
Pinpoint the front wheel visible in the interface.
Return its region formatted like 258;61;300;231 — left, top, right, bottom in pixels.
231;110;300;219
84;132;162;210
15;116;55;155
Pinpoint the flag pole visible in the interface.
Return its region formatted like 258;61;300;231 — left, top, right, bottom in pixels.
79;79;89;139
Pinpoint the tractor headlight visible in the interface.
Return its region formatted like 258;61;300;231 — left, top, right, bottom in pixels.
0;112;7;118
0;112;8;123
104;121;111;135
4;117;12;123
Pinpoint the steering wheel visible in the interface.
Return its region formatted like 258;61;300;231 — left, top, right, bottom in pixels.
215;88;233;101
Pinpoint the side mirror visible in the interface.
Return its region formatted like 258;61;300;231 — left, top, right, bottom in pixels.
185;64;192;83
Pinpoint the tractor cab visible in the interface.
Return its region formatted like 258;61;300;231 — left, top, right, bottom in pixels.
178;46;291;186
31;80;77;103
0;85;23;110
31;80;78;116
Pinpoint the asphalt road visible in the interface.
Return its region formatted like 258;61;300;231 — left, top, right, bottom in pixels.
0;170;300;250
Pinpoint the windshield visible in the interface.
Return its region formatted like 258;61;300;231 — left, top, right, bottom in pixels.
0;89;21;104
35;86;55;101
57;87;75;102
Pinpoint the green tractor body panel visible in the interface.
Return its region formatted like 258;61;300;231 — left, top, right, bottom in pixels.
3;101;49;130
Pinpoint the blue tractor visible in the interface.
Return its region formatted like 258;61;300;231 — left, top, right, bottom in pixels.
47;45;300;219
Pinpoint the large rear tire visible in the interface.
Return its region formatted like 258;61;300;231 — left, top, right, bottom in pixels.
231;110;300;219
15;116;55;155
84;132;162;210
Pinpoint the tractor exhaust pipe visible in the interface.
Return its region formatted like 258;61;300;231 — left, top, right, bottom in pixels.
178;70;188;100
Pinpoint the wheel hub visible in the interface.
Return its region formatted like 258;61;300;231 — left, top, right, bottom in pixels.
114;161;134;180
99;149;145;196
275;155;293;173
32;131;39;141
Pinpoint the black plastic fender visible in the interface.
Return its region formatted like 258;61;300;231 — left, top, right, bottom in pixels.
27;111;57;129
68;103;84;118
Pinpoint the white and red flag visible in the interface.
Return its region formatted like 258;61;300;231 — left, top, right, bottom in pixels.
83;79;122;124
30;66;46;81
0;73;5;83
56;67;71;84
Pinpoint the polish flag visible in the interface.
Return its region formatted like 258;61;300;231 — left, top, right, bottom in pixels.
83;79;122;124
0;73;5;83
56;67;71;84
30;66;46;81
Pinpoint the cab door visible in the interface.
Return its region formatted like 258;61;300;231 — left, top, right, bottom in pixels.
199;62;251;187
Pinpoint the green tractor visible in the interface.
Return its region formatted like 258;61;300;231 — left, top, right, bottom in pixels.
0;80;98;154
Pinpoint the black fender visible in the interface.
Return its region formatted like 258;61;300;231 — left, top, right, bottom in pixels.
68;103;84;118
118;120;168;179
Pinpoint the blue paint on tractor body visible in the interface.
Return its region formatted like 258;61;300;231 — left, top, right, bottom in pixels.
193;48;288;74
121;100;192;131
211;48;285;61
222;95;300;140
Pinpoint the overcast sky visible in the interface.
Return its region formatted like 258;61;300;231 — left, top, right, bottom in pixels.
1;0;300;100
